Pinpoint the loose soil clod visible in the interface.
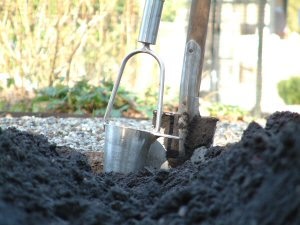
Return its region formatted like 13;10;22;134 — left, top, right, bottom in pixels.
0;111;299;225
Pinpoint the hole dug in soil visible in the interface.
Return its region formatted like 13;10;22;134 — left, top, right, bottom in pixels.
0;111;299;225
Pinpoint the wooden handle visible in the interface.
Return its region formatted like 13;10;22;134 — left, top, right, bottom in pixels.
179;0;211;117
186;0;211;94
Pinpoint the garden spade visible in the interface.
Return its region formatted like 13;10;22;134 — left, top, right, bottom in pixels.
148;0;218;167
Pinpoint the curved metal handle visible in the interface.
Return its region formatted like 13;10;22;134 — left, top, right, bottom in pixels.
104;44;165;133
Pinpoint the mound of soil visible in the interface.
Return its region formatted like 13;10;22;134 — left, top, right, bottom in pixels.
0;111;299;225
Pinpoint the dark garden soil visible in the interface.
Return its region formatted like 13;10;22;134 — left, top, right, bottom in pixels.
0;111;300;225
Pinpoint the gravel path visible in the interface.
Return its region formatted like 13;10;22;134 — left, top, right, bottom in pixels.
0;116;252;152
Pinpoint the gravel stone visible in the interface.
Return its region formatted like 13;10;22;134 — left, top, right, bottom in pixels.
0;116;253;152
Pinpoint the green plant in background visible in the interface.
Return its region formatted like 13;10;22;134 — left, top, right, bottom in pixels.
161;1;177;22
161;0;187;22
161;0;188;22
206;103;248;120
135;86;177;118
288;0;300;33
277;76;300;105
0;77;20;112
0;99;5;111
135;87;158;118
32;79;135;116
9;100;32;112
1;78;176;118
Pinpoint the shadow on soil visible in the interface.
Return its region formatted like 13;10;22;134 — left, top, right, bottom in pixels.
0;111;299;225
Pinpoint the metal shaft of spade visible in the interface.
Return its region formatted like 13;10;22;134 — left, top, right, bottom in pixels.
104;0;165;133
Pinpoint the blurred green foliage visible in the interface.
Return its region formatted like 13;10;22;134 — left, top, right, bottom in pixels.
277;76;300;105
32;79;133;117
135;86;175;118
288;0;300;33
206;103;248;120
0;79;177;118
161;0;187;22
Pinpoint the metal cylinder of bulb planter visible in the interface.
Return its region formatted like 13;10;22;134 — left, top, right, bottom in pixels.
104;125;158;173
138;0;164;45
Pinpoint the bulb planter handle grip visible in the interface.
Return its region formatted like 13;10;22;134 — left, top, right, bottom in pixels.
138;0;164;45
